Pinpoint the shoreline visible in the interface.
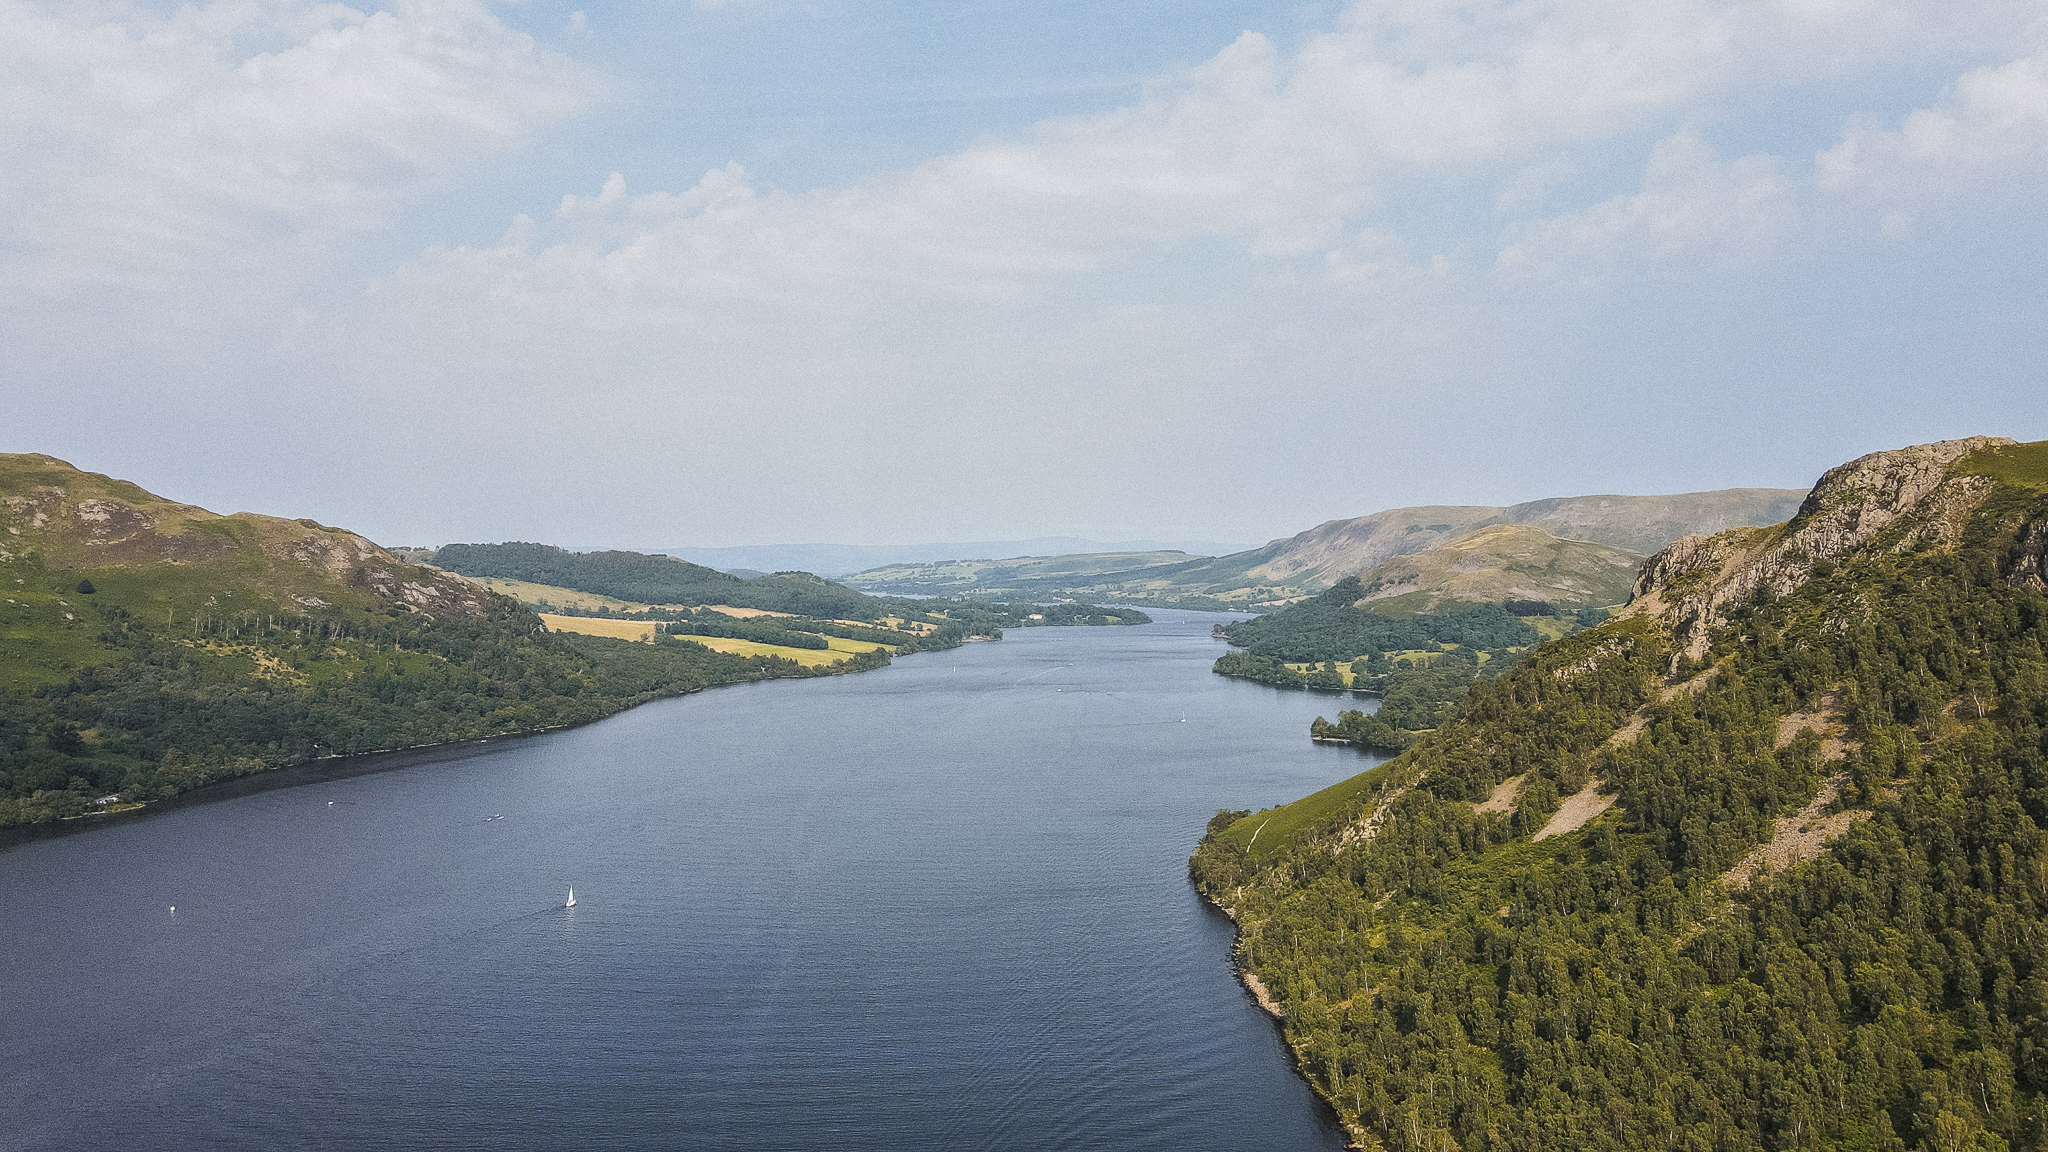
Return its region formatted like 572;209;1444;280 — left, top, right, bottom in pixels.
0;641;925;851
1196;879;1376;1151
1211;670;1383;698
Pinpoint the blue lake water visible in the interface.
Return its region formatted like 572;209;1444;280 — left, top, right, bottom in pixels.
2;610;1383;1150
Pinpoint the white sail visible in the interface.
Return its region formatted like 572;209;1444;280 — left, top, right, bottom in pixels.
565;887;576;908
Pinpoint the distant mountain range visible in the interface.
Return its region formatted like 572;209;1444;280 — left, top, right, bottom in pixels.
646;537;1249;578
843;489;1809;611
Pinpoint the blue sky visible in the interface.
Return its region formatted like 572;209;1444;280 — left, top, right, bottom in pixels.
3;0;2044;552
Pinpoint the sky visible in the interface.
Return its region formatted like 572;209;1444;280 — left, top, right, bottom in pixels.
2;0;2044;553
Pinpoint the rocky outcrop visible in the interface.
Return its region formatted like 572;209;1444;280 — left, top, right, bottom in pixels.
2010;517;2048;593
1628;437;2015;665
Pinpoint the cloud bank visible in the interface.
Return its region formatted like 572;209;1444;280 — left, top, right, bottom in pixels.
1;0;2043;546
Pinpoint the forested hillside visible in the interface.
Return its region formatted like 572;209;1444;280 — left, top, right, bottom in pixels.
1191;437;2048;1152
1215;577;1545;665
433;541;889;618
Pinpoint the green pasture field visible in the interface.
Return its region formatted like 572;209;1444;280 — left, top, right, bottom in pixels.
663;633;872;668
1221;759;1402;861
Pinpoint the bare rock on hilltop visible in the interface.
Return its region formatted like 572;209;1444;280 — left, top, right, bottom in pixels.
1628;436;2016;665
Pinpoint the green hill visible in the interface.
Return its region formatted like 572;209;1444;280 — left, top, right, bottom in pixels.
0;456;908;829
431;541;896;618
1189;437;2048;1152
1354;523;1644;615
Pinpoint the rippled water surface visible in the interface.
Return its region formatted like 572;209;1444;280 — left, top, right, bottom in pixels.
3;611;1383;1150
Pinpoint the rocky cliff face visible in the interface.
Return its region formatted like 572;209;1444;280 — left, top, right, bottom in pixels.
2011;516;2048;593
1628;437;2017;665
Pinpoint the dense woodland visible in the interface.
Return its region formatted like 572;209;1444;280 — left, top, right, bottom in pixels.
1221;578;1542;662
1212;578;1551;708
1312;657;1489;751
1191;480;2048;1152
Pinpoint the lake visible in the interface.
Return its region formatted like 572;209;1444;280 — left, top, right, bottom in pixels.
2;610;1383;1150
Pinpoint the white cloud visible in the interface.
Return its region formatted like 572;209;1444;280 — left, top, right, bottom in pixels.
0;0;604;308
3;0;2040;548
1495;133;1796;275
1817;54;2048;229
364;0;2037;333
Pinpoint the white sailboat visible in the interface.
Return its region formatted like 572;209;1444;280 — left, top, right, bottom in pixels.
565;887;576;909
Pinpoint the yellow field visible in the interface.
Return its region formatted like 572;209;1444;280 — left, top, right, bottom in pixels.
539;614;663;641
539;614;878;667
822;634;895;654
699;605;792;619
664;634;861;667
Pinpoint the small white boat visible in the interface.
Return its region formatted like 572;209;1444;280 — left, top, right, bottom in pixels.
565;887;576;909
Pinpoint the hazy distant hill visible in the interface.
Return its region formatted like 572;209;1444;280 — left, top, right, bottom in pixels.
845;488;1806;610
841;550;1203;596
1353;524;1646;615
655;537;1245;578
1226;488;1808;594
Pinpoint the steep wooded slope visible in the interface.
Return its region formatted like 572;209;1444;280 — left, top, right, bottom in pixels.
1190;437;2048;1152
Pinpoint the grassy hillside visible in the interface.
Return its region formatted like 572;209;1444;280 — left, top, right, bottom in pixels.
1210;489;1803;597
1500;488;1808;557
1355;524;1643;615
0;456;902;830
1188;437;2048;1152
